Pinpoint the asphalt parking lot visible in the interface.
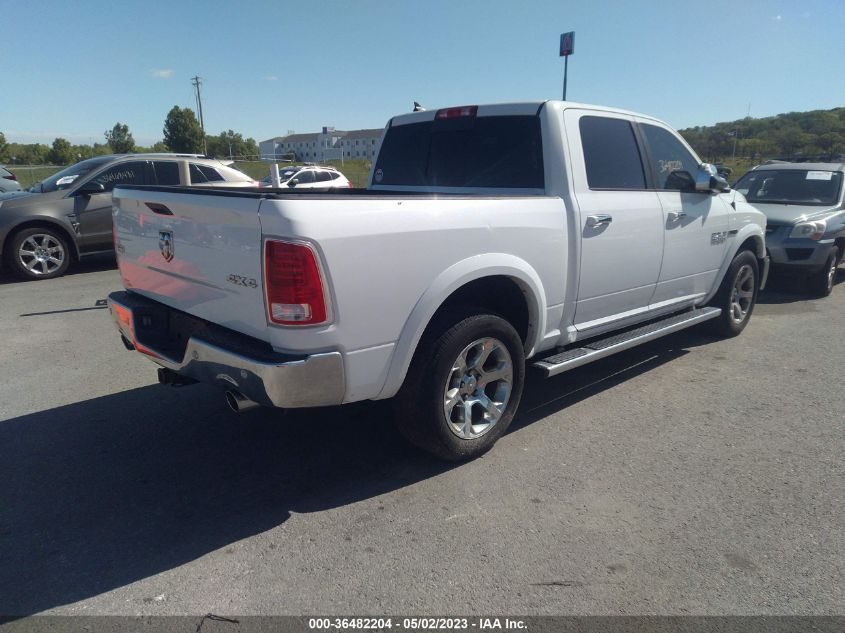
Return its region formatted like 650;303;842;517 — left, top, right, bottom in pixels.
0;258;842;617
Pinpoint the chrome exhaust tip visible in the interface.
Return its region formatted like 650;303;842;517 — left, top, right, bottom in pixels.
225;390;260;413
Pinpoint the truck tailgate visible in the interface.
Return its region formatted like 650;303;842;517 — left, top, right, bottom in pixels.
113;186;270;341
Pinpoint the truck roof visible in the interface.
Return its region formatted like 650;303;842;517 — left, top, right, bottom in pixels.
388;100;671;129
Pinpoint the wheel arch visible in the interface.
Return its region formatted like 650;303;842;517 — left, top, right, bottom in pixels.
702;227;765;305
1;218;80;264
376;254;547;400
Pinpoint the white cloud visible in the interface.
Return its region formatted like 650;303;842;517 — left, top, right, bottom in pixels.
265;75;278;81
151;69;174;78
773;14;782;21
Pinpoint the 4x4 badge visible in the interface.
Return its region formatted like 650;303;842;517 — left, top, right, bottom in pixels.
159;230;174;262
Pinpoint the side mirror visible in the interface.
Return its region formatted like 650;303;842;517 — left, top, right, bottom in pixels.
695;163;729;193
287;179;299;188
75;181;106;196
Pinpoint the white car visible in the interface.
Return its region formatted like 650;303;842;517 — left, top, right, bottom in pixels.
109;101;768;461
262;165;352;189
0;166;22;193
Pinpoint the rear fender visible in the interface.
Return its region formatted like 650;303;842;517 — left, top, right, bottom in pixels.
376;253;546;399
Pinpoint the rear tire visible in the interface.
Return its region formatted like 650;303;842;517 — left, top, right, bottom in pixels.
6;227;71;280
809;246;839;298
393;308;525;461
709;250;759;338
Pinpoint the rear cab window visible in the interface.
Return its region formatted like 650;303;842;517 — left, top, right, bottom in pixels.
372;113;544;190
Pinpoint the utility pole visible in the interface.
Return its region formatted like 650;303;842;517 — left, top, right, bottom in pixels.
191;75;207;155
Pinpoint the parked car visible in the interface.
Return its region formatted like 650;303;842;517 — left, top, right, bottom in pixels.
261;165;352;189
734;162;844;296
107;100;767;461
0;166;22;193
259;166;305;186
0;153;257;280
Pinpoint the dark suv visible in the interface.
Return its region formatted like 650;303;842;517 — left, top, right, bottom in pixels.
0;154;255;280
734;162;845;296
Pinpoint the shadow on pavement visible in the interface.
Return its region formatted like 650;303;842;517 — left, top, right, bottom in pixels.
0;254;116;286
757;268;843;305
0;327;704;616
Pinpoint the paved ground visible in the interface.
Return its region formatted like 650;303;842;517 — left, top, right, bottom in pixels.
0;257;842;616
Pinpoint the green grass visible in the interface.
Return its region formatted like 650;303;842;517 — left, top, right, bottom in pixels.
232;159;372;187
10;166;64;190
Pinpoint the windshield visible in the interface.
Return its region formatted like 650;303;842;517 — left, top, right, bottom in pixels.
734;169;843;206
35;157;114;193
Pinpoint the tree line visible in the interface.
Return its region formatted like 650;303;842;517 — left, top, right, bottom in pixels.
4;103;844;169
0;106;259;166
680;106;845;164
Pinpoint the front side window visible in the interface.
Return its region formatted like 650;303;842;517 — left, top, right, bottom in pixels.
579;116;646;190
91;161;146;192
734;169;843;206
295;170;316;184
641;124;700;191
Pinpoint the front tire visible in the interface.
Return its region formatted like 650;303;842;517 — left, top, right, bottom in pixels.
393;309;526;461
809;246;839;298
709;249;759;337
6;227;71;280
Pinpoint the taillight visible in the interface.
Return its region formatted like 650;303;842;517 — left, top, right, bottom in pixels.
3;172;16;181
347;180;354;188
435;105;478;120
265;239;329;325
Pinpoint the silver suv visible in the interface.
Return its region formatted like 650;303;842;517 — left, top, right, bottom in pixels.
0;154;256;280
0;166;22;193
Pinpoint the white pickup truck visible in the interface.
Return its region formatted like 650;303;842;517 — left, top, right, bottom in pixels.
108;100;768;460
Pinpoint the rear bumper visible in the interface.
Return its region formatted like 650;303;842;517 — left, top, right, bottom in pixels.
108;291;345;408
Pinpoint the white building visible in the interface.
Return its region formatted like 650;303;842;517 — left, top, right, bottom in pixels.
259;126;384;162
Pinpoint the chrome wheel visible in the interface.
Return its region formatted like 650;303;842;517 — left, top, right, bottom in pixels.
729;264;755;324
18;233;65;276
443;337;513;440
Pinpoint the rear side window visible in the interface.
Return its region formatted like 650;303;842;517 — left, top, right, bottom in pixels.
641;124;700;191
152;161;180;185
315;171;332;182
189;164;224;183
579;116;646;190
373;115;544;188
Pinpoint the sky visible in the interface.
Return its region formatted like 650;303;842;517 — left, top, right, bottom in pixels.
2;0;844;146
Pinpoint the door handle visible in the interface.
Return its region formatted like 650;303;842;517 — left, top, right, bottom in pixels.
586;214;613;228
145;202;173;216
667;210;687;222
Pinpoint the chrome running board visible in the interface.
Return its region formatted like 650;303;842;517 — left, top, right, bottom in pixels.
534;307;721;378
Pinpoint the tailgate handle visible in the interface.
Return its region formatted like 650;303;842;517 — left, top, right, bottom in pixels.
146;202;173;216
